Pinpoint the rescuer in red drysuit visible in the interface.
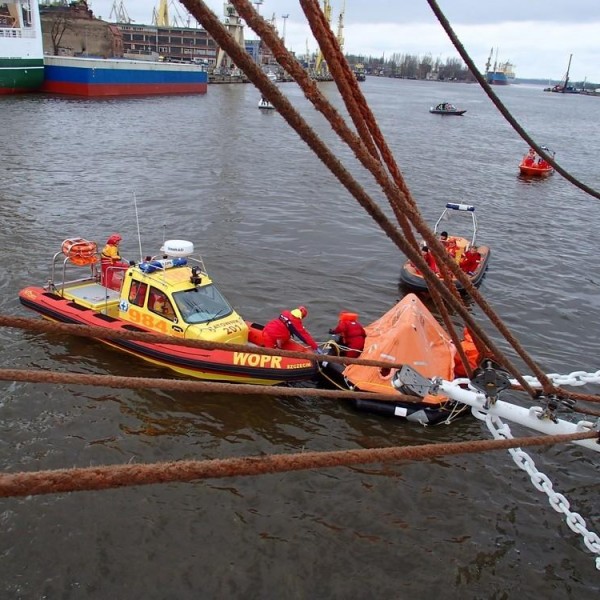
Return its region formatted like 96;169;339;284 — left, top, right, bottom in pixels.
329;312;367;358
439;231;458;258
262;306;319;351
100;233;128;291
421;245;439;273
459;246;482;275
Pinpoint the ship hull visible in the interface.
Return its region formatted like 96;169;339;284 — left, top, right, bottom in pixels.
0;57;44;93
41;56;208;97
486;71;509;85
0;0;44;94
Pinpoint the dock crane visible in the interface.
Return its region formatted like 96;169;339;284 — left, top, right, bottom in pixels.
313;0;331;77
151;0;191;28
215;2;245;71
152;0;169;27
109;0;133;24
336;0;345;53
313;1;344;79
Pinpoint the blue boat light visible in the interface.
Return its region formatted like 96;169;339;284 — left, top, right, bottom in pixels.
446;202;475;211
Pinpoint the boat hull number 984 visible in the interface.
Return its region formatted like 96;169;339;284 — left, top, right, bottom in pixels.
126;307;171;334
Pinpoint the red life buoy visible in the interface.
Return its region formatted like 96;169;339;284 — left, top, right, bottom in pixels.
61;238;98;266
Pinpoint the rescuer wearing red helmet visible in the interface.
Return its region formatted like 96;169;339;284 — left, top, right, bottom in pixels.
262;306;319;351
101;234;123;262
100;233;128;291
329;311;366;358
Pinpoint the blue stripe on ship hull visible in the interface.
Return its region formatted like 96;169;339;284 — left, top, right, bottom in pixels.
44;65;207;85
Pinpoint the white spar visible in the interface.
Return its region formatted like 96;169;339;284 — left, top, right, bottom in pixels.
439;380;600;452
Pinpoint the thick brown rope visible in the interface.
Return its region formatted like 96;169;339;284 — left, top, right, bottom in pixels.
3;364;599;414
207;0;538;396
426;0;600;201
0;430;596;498
298;0;477;374
0;314;421;371
0;367;424;404
424;0;600;399
222;0;551;397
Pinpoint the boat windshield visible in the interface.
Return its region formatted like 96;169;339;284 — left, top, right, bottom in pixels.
172;284;234;324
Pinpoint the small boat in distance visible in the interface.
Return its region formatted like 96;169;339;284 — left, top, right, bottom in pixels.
399;203;491;292
519;147;555;177
429;102;466;116
352;63;366;81
258;95;275;110
318;294;470;425
19;237;316;385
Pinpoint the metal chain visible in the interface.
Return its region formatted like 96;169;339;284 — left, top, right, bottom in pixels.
519;370;600;387
485;414;600;570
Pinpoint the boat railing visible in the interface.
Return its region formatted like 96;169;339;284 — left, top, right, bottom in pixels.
142;254;208;288
146;254;207;275
0;27;25;38
434;204;479;247
49;251;100;294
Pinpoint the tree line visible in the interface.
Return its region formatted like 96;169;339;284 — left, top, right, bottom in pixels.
347;53;475;81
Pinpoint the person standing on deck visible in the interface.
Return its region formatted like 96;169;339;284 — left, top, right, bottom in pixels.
101;234;123;263
100;234;128;290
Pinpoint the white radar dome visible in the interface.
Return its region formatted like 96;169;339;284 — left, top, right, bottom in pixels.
161;240;194;257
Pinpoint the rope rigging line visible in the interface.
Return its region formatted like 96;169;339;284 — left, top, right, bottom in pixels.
0;430;596;499
0;314;431;371
5;315;599;413
0;367;424;404
426;0;600;202
234;0;577;399
183;0;582;404
297;0;482;378
1;3;596;426
189;0;542;398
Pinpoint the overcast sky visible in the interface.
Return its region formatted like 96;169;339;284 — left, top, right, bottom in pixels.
88;1;600;82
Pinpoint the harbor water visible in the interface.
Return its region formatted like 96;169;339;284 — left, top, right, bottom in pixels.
1;78;599;598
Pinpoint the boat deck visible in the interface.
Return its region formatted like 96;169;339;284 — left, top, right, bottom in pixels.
61;282;120;310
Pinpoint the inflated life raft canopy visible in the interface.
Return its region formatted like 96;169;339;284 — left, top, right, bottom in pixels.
161;240;194;258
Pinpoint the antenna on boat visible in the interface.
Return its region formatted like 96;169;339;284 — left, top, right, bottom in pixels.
133;191;144;262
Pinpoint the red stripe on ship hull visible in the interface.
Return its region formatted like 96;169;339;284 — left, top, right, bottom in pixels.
41;81;208;97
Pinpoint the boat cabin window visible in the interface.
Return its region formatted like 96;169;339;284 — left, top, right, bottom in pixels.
172;283;233;325
149;288;177;322
129;281;148;307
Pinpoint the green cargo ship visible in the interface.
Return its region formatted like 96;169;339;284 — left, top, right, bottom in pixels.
0;0;44;94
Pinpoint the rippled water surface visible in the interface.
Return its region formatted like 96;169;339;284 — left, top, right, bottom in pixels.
1;78;600;598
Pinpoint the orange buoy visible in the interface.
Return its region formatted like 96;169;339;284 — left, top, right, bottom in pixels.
61;238;98;266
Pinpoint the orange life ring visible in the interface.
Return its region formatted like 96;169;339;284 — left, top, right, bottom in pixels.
61;238;98;266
